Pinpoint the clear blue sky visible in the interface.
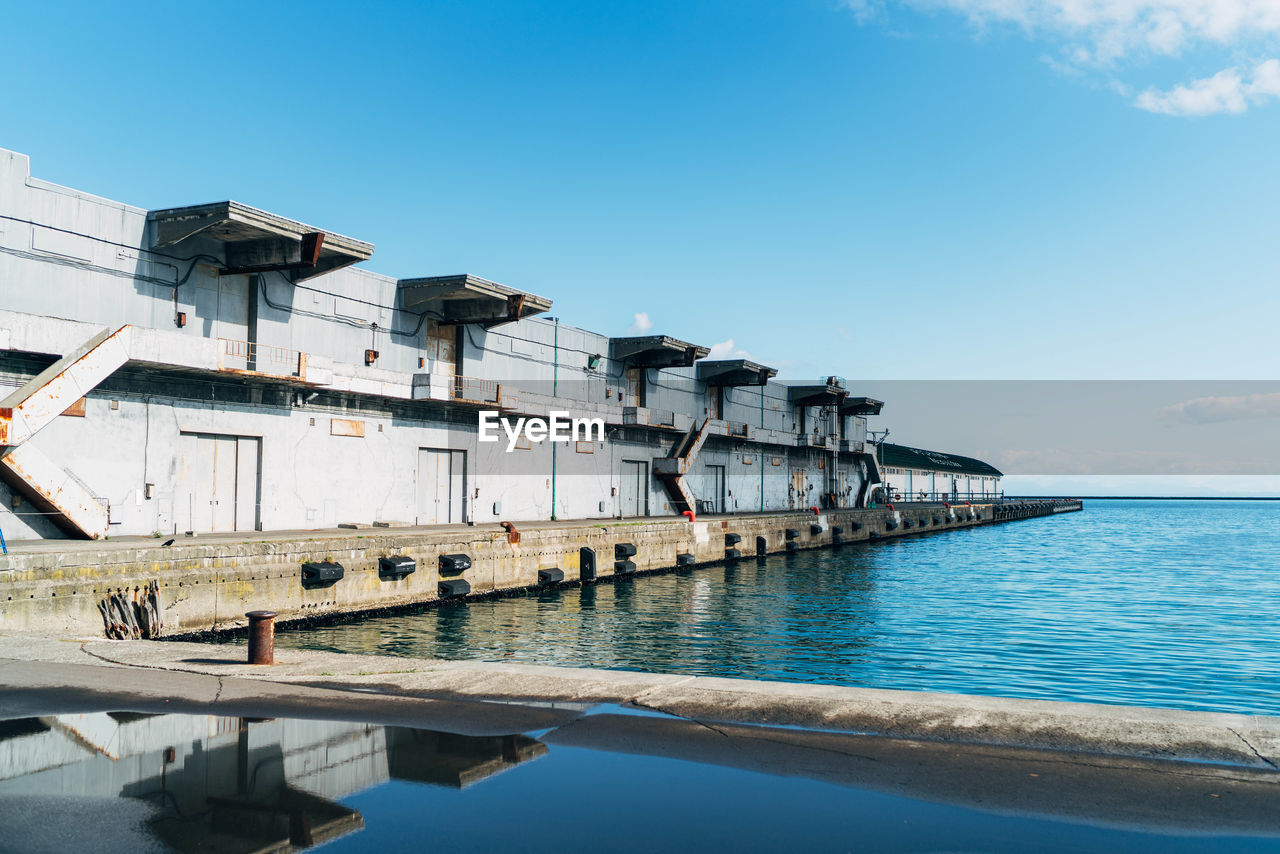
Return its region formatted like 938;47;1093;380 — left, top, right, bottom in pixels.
4;0;1279;384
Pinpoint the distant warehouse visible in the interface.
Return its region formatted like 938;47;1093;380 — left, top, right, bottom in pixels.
877;443;1002;503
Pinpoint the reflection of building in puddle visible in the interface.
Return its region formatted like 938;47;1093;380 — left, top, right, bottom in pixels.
0;713;546;852
390;730;547;788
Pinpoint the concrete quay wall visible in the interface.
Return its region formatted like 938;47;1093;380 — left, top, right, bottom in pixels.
0;500;1082;637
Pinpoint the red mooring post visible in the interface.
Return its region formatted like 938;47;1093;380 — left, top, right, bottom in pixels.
246;610;277;665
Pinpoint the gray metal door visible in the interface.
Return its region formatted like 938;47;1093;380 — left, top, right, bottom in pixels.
178;433;211;533
235;437;260;531
178;433;260;533
417;448;466;524
210;436;237;532
619;460;647;517
449;449;466;522
707;464;726;513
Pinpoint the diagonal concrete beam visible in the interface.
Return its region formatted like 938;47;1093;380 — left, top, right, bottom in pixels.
0;325;128;447
0;324;129;539
0;442;109;538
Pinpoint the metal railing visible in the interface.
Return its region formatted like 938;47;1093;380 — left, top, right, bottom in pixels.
218;339;307;380
452;375;501;404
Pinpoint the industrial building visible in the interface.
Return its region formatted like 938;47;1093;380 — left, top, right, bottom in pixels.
0;147;899;541
878;443;1003;503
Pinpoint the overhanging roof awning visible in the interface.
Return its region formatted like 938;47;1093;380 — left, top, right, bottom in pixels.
786;377;847;406
840;396;884;416
696;359;777;386
610;336;709;369
878;442;1003;477
148;201;373;281
398;275;552;327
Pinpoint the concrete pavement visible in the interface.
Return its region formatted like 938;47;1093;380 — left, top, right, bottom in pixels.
2;633;1278;770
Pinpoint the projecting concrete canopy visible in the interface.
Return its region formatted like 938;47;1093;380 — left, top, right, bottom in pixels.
148;201;374;281
786;377;848;406
610;336;710;369
696;359;777;386
840;396;884;416
398;275;552;327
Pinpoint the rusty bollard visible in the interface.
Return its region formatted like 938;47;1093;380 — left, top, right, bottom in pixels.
246;610;277;665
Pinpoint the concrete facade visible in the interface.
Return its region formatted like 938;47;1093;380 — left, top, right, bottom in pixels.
0;147;884;540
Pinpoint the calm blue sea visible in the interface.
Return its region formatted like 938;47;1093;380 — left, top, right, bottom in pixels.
271;500;1280;716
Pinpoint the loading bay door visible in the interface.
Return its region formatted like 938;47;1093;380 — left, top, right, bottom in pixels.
177;433;260;533
417;448;466;525
619;460;648;517
706;464;726;514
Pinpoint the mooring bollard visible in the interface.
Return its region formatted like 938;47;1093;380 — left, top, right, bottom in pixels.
246;610;277;665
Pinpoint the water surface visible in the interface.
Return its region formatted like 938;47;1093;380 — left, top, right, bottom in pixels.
271;500;1280;715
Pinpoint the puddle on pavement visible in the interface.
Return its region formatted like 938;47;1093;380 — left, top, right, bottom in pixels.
0;710;1276;853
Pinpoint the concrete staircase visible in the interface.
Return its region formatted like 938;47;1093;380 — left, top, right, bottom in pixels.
653;417;712;515
0;325;130;538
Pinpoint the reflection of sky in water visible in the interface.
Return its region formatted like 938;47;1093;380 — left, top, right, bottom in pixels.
272;500;1280;716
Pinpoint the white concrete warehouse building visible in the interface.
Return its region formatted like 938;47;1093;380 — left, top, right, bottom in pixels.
0;148;891;540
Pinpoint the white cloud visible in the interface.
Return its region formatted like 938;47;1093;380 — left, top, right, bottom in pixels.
707;338;753;360
845;1;1280;115
1247;55;1280;94
627;312;653;335
1135;66;1249;114
1134;59;1280;114
907;0;1280;61
1159;390;1280;422
843;0;885;24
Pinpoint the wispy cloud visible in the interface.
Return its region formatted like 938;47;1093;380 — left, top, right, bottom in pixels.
843;0;885;24
843;1;1280;114
900;0;1280;62
1159;391;1280;423
627;312;653;335
1135;58;1280;114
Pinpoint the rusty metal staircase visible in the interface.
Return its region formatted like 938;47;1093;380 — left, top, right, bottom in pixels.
653;417;712;515
0;325;131;538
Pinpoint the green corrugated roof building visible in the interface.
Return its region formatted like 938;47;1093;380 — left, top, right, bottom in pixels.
877;443;1002;477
